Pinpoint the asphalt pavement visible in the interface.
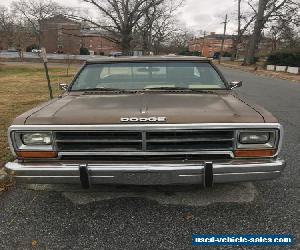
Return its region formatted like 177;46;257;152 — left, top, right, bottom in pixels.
0;66;299;250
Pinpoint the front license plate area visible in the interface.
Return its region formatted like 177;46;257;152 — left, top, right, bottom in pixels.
124;172;171;185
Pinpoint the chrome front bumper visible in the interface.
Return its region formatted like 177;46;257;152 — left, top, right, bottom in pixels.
5;159;286;186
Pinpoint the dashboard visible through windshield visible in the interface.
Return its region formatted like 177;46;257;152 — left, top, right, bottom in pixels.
71;61;227;91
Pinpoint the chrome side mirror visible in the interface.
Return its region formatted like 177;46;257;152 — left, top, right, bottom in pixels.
229;81;242;89
59;83;69;91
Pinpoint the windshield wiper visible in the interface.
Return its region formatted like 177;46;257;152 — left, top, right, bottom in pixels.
74;86;219;93
73;87;134;93
144;86;216;93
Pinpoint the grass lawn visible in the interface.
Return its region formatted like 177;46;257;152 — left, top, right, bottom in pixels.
0;63;78;165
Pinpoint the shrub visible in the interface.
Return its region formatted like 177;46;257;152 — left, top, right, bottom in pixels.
178;48;201;56
191;51;201;56
80;47;90;55
266;51;300;67
222;51;232;57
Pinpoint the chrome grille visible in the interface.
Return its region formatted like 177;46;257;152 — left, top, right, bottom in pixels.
55;130;234;153
146;131;233;151
56;131;142;151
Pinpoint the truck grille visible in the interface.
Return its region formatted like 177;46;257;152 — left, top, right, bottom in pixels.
55;130;234;153
56;132;142;151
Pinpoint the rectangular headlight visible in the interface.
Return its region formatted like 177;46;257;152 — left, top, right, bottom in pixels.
22;132;52;145
239;132;270;144
237;130;278;149
12;131;54;152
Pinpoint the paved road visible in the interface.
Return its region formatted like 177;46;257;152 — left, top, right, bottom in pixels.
0;66;299;249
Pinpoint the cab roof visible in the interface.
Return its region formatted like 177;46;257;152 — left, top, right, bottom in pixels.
86;55;210;64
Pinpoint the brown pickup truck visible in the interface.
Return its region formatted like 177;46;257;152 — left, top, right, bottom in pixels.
5;56;285;188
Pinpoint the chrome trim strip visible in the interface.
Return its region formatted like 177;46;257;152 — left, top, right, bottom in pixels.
9;123;282;131
5;159;285;172
213;171;281;176
179;175;202;177
58;150;235;157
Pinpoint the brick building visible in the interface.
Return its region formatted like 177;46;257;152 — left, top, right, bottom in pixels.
39;15;120;55
81;30;120;55
189;32;234;58
40;15;81;54
189;32;275;58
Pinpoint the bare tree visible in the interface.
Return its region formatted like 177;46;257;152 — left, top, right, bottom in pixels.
150;0;184;54
70;0;165;53
0;5;33;59
137;4;158;54
268;16;300;50
0;6;15;48
232;0;258;59
267;1;300;50
11;0;64;47
245;0;300;64
245;0;268;64
14;23;34;60
233;0;248;59
164;28;193;54
268;25;281;50
136;0;184;54
231;0;299;62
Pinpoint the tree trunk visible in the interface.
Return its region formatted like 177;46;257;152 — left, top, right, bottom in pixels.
120;32;132;55
142;30;149;55
245;0;268;65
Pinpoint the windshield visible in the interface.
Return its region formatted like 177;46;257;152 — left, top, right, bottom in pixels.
71;62;227;91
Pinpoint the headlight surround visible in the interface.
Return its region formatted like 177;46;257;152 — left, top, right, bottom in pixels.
22;132;52;145
236;130;278;149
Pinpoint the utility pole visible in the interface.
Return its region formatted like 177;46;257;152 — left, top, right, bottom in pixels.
219;14;228;64
201;31;207;57
236;0;242;59
237;0;241;39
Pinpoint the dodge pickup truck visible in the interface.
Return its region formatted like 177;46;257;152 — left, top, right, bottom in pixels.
5;56;286;188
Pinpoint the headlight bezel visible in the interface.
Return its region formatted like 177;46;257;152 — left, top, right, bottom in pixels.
236;129;279;150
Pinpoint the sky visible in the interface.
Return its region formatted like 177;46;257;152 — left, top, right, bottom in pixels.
1;0;238;34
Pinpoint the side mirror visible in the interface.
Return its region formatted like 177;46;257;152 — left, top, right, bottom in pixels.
59;83;69;91
229;81;242;89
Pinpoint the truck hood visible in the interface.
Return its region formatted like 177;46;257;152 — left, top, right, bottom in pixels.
24;92;265;125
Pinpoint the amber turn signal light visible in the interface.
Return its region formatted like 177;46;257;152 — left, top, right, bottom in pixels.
234;149;276;158
16;151;57;159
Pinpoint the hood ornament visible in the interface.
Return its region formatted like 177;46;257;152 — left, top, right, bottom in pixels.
120;117;167;122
